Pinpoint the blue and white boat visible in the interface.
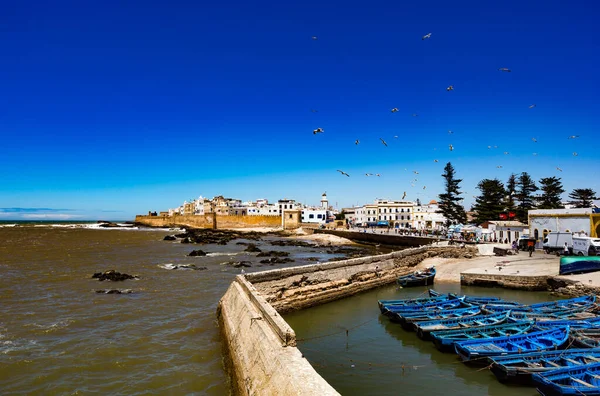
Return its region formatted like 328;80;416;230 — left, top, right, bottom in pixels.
533;362;600;395
430;320;535;352
382;298;465;316
390;306;482;330
454;326;570;365
378;293;448;313
488;349;600;384
414;311;510;340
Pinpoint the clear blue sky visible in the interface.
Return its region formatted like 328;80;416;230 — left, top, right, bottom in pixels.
1;0;599;220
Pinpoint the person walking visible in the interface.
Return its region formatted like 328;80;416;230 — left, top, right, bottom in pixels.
563;242;570;256
527;240;535;257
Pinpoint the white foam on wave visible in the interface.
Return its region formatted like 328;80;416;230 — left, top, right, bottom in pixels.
27;319;74;333
206;252;239;257
0;224;18;228
158;263;203;270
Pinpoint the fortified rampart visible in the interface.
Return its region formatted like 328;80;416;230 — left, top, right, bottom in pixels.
217;245;477;395
134;214;282;229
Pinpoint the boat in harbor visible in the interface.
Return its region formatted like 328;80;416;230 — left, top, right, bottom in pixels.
430;320;536;352
390;306;482;330
534;316;600;329
382;298;465;316
569;328;600;348
532;361;600;395
559;256;600;275
378;292;448;313
483;295;597;314
488;349;600;385
414;311;510;340
454;326;570;365
397;267;436;287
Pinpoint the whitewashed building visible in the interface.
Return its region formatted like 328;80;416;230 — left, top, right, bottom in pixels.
529;208;600;247
301;208;328;224
480;221;529;244
412;200;447;231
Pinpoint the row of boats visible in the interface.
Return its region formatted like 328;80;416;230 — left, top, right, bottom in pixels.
378;290;600;395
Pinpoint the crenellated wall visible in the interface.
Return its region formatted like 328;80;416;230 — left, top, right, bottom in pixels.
134;214;281;229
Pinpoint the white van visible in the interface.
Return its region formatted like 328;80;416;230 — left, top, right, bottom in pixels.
572;236;600;256
542;232;573;254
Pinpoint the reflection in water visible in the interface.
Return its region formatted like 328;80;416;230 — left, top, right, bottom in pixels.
286;284;552;396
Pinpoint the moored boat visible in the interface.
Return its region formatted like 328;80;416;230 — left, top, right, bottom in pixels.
390;306;482;330
378;293;448;313
414;311;510;340
454;326;570;365
430;320;535;352
560;255;600;275
488;349;600;385
382;298;465;316
397;267;436;287
570;328;600;348
533;361;600;395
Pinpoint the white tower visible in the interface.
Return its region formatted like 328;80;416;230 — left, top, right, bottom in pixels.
321;192;329;209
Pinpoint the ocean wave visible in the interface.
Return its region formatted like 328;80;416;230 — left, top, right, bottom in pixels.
0;224;18;228
26;319;74;333
157;263;207;270
205;252;239;257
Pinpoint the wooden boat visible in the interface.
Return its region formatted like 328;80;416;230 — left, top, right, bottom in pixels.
390;306;482;330
534;316;600;329
382;298;465;316
454;326;570;365
533;362;600;395
489;349;600;385
570;328;600;348
484;295;597;314
511;308;598;322
378;294;448;313
431;320;536;352
397;267;436;287
414;311;510;340
560;255;600;275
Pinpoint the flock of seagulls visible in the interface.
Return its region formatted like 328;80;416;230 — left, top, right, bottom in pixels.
309;33;582;190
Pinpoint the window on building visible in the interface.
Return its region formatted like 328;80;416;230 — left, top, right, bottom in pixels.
289;214;292;219
317;214;323;219
309;214;314;219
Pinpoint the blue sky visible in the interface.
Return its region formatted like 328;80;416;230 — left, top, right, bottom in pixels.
1;0;599;220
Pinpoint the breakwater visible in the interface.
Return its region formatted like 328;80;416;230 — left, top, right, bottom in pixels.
313;229;438;247
216;245;477;395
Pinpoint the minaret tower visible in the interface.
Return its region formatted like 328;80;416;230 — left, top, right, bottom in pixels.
321;192;329;209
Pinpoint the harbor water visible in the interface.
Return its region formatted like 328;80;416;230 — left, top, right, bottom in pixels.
1;224;557;395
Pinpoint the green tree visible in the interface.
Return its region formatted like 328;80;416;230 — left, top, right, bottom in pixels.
568;188;598;208
515;172;538;222
472;178;506;224
437;162;467;226
335;210;346;220
503;173;517;213
537;177;565;209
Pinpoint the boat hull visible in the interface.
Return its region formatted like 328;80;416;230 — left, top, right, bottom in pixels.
559;256;600;275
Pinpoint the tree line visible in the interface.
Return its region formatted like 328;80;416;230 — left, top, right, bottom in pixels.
437;162;598;226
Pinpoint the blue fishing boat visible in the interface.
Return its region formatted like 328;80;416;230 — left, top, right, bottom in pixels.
489;349;600;385
390;306;482;330
560;256;600;275
484;295;597;314
511;308;598;322
454;326;570;365
534;316;600;329
430;320;535;352
397;267;436;287
533;362;600;395
570;328;600;348
382;298;465;316
378;294;448;313
414;311;510;340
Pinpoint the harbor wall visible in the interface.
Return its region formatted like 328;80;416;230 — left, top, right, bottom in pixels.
313;229;437;247
134;214;281;229
217;245;477;395
460;272;550;290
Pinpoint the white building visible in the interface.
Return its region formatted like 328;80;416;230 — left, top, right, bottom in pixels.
529;208;600;247
278;199;302;215
412;200;446;231
374;199;414;228
301;208;328;224
481;221;529;244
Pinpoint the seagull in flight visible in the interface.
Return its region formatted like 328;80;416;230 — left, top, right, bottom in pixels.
310;109;318;113
434;159;439;163
487;145;492;149
503;151;509;155
422;33;432;40
423;186;427;190
568;135;580;139
448;130;453;134
412;113;418;117
337;170;350;177
376;173;381;177
402;191;407;199
365;173;373;176
355;139;360;145
446;85;454;92
449;144;454;151
313;128;324;134
556;167;563;172
529;104;536;109
413;170;419;174
573;152;578;156
391;108;399;113
380;138;388;147
311;36;318;40
393;135;399;138
498;68;511;72
533;153;538;156
532;138;537;143
497;165;503;168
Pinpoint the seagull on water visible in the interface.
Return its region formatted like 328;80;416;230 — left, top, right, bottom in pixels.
380;138;388;147
446;85;454;92
355;139;360;145
337;170;350;177
313;128;324;134
422;33;432;40
391;108;399;113
498;68;511;72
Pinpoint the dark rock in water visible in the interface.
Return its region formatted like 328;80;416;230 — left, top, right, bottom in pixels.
270;239;315;248
92;270;138;281
96;289;133;294
306;257;320;261
97;221;120;228
188;249;207;257
163;235;177;241
171;229;264;245
175;233;188;238
245;243;262;253
259;257;295;265
181;237;192;244
256;250;290;257
231;261;252;268
217;240;228;245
